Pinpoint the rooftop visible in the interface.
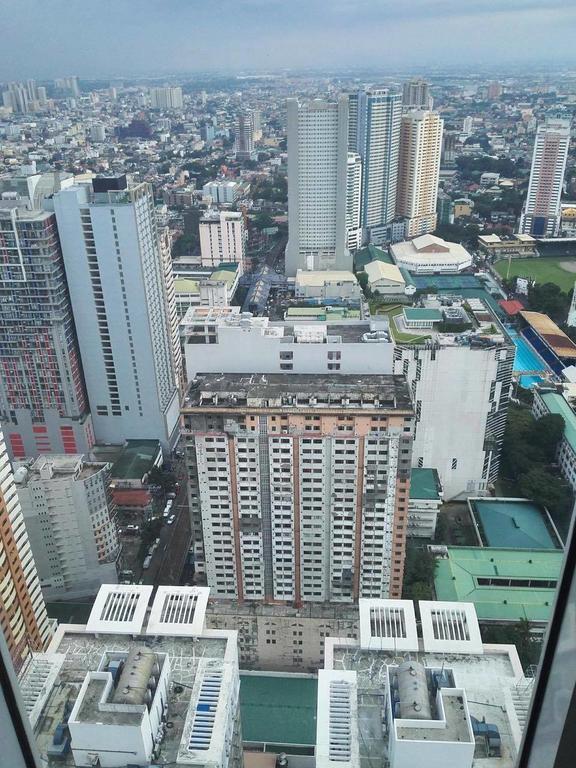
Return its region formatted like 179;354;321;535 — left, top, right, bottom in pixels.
111;439;162;481
403;307;444;322
469;498;562;550
354;243;394;270
364;260;405;285
295;270;358;287
184;373;413;412
410;468;442;501
539;390;576;455
241;673;318;747
520;311;576;359
434;547;564;623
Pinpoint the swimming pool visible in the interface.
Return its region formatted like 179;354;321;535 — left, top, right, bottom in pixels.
506;328;550;388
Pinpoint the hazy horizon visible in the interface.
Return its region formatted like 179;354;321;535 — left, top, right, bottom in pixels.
1;0;576;81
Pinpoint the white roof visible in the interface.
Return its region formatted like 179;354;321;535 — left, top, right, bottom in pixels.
478;233;502;244
147;586;210;637
391;236;472;267
358;599;418;651
364;260;405;286
419;601;483;655
86;584;153;635
295;269;357;287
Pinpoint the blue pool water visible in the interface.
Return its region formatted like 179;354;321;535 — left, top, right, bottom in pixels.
506;329;550;388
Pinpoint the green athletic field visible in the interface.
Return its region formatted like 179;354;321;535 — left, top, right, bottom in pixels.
494;258;576;293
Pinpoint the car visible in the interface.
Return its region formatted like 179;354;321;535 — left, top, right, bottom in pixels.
167;515;176;525
167;492;176;499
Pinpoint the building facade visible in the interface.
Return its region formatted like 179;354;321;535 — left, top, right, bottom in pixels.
396;110;444;238
149;86;183;110
53;176;180;450
0;206;93;460
0;430;51;672
235;112;255;160
519;111;571;237
199;210;246;271
348;88;402;245
402;79;433;110
346;152;363;251
286;98;350;275
182;373;413;604
14;455;120;600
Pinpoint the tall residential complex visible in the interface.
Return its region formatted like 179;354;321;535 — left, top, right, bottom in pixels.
519;111;571;237
286;97;350;275
149;86;183;109
234;111;255;160
0;430;50;672
0;206;93;460
396;110;444;238
199;210;246;271
53;176;180;449
393;316;514;499
14;455;120;600
348;88;402;245
402;78;433;109
182;373;413;604
346;152;363;250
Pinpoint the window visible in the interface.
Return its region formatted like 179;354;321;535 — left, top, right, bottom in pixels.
451;458;458;470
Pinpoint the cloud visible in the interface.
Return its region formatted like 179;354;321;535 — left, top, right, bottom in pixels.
0;0;574;79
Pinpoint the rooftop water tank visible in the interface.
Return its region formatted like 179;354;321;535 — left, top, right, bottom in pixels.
396;661;432;721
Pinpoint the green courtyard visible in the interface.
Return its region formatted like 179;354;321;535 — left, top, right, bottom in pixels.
494;257;576;293
369;303;430;343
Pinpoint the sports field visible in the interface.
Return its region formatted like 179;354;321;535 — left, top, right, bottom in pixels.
494;257;576;292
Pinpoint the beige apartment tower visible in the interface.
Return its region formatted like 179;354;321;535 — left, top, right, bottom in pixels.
182;374;414;605
0;430;51;672
396;110;443;238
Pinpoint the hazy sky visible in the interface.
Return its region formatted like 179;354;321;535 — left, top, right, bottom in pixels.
1;0;575;79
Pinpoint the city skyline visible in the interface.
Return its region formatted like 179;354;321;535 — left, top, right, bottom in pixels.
1;1;576;79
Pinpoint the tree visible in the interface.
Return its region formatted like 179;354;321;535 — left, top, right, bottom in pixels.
481;619;540;669
141;518;163;547
403;543;437;600
518;467;572;523
532;414;565;463
147;466;176;493
252;212;275;231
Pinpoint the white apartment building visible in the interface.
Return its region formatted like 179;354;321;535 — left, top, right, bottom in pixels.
21;585;243;768
402;79;433;110
199;210;246;272
14;455;120;600
407;467;443;538
519;111;571;237
202;180;240;204
181;307;394;380
346;152;363;251
52;176;180;450
393;310;514;499
159;225;183;385
235;111;255;159
348;88;402;244
316;599;533;768
182;373;414;604
149;86;183;110
0;429;51;672
286;98;351;275
396;110;444;238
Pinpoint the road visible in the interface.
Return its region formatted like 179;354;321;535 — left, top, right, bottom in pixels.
141;466;191;587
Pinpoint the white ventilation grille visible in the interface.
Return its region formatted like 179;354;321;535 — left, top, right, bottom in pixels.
420;601;483;654
359;599;418;651
147;586;210;636
86;584;153;635
328;681;352;761
188;671;223;751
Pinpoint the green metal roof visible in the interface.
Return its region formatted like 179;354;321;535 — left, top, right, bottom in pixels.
399;267;416;287
354;243;394;270
240;674;317;746
210;269;237;284
471;498;562;550
410;468;441;500
404;307;443;321
434;547;563;623
539;391;576;455
111;439;161;480
174;278;200;293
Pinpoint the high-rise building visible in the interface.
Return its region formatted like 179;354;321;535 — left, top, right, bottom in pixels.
3;82;29;113
54;76;80;97
437;189;455;225
396;110;444;238
14;455;120;600
251;109;263;141
441;130;458;166
519;111;571;237
348;88;402;245
392;308;514;499
158;226;183;386
462;115;474;136
199;210;246;272
402;78;433;109
182;373;413;604
0;206;93;460
149;86;183;109
234;111;255;160
0;429;51;672
286;97;350;275
346;152;363;251
53;176;180;450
